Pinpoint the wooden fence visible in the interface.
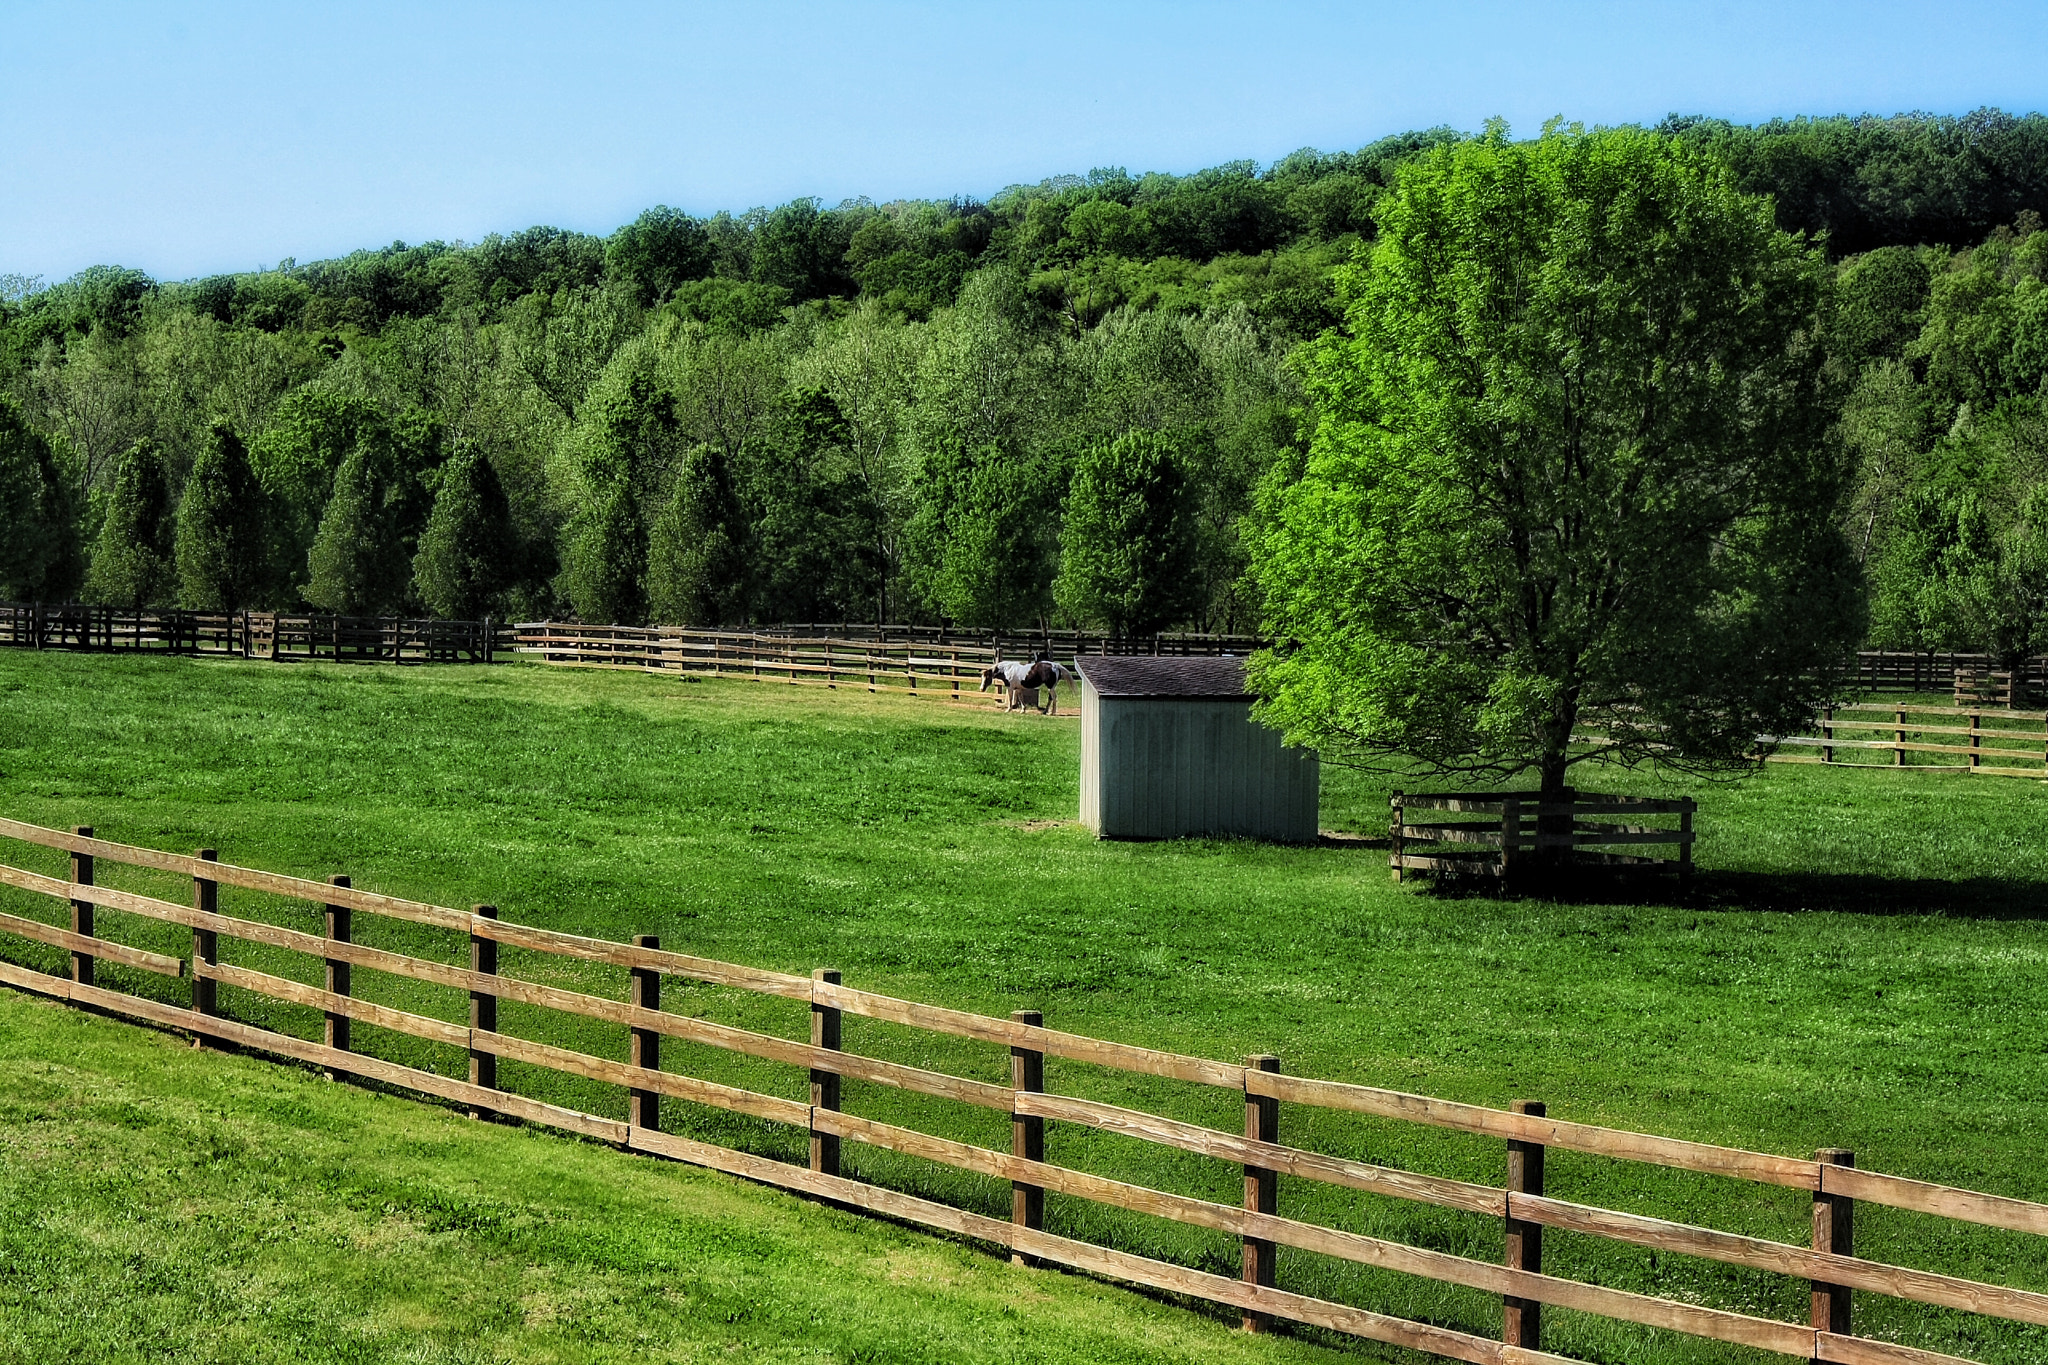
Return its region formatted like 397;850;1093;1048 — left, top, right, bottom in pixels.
516;624;1135;699
1854;652;2048;697
735;621;1270;656
1;816;2043;1364
0;604;505;663
1771;703;2048;778
1389;792;1695;884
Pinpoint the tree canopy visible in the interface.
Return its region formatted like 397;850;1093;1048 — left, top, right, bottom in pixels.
6;108;2048;664
1249;125;1865;795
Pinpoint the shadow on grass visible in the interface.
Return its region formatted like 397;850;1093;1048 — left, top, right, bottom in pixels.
1405;866;2048;920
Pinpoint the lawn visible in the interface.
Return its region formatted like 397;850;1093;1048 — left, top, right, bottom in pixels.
0;650;2044;1364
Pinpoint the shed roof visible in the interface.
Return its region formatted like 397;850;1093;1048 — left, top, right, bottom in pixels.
1073;655;1252;700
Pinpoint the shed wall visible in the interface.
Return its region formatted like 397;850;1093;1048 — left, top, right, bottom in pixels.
1078;679;1319;842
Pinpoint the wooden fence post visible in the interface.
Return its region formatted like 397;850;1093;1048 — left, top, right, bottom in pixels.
192;849;220;1048
629;934;661;1132
1822;706;1834;765
1969;709;1982;769
811;968;842;1177
324;875;351;1081
1895;706;1907;766
469;905;498;1120
1813;1148;1856;1345
1500;799;1521;881
1678;799;1695;893
1505;1099;1547;1350
1390;791;1405;883
1011;1009;1045;1266
1243;1054;1280;1332
68;826;94;987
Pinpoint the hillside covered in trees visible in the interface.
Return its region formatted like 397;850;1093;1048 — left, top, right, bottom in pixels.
7;109;2048;656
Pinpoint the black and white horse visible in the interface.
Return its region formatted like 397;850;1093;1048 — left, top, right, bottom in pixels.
979;656;1072;714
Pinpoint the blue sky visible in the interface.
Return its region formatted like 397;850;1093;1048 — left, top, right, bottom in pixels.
6;0;2047;284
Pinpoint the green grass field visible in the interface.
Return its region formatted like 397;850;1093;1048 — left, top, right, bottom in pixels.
1;651;2044;1364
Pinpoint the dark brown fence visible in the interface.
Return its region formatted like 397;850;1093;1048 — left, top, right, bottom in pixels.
1854;651;2048;696
2;815;2043;1365
1389;792;1695;884
0;604;505;663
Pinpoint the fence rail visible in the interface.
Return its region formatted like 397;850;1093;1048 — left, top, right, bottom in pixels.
1389;791;1696;883
1772;703;2048;778
0;604;505;663
514;623;1237;699
0;815;2041;1364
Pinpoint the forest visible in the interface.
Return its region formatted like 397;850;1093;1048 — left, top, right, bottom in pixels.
6;108;2048;658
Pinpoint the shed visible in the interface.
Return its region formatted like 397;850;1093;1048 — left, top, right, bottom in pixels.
1074;656;1319;843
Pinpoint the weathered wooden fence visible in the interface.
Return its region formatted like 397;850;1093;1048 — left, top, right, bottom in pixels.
1389;792;1695;884
2;816;2043;1364
1771;703;2048;778
0;604;505;663
515;624;1254;699
1854;652;2048;696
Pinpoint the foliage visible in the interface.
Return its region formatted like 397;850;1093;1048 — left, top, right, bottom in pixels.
82;439;176;609
0;395;83;600
303;437;410;614
1251;125;1864;794
1053;429;1201;635
15;110;2048;641
646;443;749;625
411;440;519;620
174;420;270;611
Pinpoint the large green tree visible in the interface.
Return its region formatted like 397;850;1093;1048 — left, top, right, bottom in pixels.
1053;429;1200;635
647;444;749;625
175;421;271;611
412;441;519;619
1249;125;1864;800
0;395;83;601
304;438;409;614
84;438;176;609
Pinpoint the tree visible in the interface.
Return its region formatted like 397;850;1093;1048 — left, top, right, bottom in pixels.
413;441;519;619
84;438;176;608
557;346;683;623
1249;125;1864;803
1941;488;2048;677
902;440;1056;629
561;474;645;624
605;206;712;307
647;444;749;625
175;420;270;611
304;438;408;614
0;395;83;601
1054;430;1201;635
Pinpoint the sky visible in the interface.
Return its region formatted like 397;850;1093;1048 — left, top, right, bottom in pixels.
5;0;2048;285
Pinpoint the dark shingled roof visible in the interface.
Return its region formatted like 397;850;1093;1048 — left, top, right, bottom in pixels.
1073;655;1251;700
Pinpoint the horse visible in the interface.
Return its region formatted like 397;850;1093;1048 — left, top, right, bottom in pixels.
979;660;1036;711
978;657;1070;714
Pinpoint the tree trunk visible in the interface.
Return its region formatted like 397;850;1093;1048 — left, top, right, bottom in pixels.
1535;750;1575;871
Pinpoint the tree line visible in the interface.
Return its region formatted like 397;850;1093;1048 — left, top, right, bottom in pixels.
7;109;2048;650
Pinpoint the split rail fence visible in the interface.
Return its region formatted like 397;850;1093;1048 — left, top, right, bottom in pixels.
1389;793;1695;884
1771;703;2048;778
0;604;504;663
514;624;1250;700
2;816;2044;1364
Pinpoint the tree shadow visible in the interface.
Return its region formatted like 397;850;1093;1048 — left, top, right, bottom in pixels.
1405;865;2048;920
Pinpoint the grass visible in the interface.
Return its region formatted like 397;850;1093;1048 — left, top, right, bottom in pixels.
0;650;2045;1364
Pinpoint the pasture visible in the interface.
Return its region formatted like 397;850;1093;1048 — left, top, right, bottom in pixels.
0;651;2044;1364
